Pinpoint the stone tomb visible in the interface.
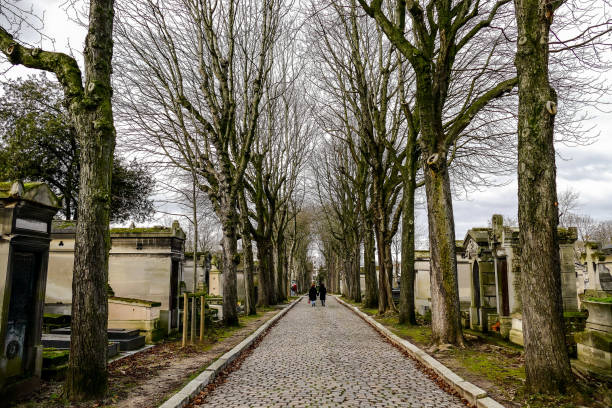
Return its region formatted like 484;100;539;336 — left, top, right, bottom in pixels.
463;215;578;344
208;256;259;302
0;181;60;397
46;221;186;335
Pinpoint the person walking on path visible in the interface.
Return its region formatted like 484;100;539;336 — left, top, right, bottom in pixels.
319;282;327;306
308;283;317;307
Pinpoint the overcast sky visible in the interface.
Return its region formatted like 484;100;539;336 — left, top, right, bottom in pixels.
3;0;611;240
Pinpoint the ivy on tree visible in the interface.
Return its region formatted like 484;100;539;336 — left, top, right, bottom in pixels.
0;75;154;222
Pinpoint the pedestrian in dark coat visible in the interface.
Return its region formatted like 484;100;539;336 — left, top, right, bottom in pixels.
308;283;317;307
319;282;327;306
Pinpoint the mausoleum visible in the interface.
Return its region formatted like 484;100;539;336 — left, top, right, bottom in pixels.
0;181;60;397
463;214;578;345
45;221;186;335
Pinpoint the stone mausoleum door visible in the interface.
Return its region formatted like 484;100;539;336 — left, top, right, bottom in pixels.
170;259;179;329
5;251;40;378
498;258;510;316
472;262;480;325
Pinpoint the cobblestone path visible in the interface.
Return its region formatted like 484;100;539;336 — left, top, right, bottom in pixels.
202;296;465;408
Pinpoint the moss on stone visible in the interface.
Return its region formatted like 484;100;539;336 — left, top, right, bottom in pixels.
43;348;70;368
575;330;612;352
109;296;162;307
563;311;588;319
585;296;612;304
110;226;170;234
557;227;578;242
0;181;45;192
54;220;76;229
585;241;600;249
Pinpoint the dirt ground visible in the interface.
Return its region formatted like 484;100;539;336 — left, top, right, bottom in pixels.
11;307;282;408
432;336;525;407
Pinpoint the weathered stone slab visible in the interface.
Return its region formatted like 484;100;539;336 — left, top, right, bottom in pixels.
477;397;506;408
454;381;488;406
583;300;612;334
578;343;612;369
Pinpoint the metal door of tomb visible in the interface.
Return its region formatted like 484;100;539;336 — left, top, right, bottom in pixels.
4;251;39;378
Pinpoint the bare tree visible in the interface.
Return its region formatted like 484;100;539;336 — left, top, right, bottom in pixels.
557;188;580;228
1;0;115;399
357;0;524;345
514;0;612;394
313;138;363;302
114;0;284;325
307;0;407;312
514;0;571;393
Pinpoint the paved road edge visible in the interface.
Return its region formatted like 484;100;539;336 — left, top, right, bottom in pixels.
334;296;505;408
158;297;303;408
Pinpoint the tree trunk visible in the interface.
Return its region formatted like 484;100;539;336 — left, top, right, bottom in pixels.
256;238;276;306
275;237;287;302
514;0;572;393
220;201;239;326
242;235;257;315
384;242;394;290
343;257;352;298
352;242;362;302
283;246;290;298
363;217;378;308
191;175;198;342
423;156;464;345
399;151;417;325
375;222;395;313
65;0;116;399
238;191;256;315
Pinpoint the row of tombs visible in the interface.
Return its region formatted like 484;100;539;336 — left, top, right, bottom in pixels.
0;181;233;397
3;181;612;396
348;213;612;380
462;215;612;381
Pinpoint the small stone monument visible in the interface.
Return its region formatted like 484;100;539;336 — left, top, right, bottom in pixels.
0;181;60;397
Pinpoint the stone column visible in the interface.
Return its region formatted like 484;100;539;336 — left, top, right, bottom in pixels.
558;228;578;312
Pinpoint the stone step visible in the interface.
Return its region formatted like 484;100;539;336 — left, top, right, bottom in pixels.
115;335;146;351
107;328;142;340
45;329;145;351
42;334;120;357
51;327;141;340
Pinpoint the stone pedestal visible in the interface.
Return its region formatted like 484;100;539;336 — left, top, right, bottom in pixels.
509;314;524;346
576;330;612;369
209;265;222;296
0;181;60;398
499;316;512;339
108;297;162;342
577;298;612;373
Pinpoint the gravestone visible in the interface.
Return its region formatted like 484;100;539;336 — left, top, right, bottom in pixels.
0;181;60;398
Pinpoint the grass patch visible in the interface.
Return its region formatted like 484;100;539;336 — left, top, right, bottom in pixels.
585;296;612;303
376;316;433;345
366;310;612;407
514;384;612;408
205;306;278;342
339;296;377;316
448;347;524;384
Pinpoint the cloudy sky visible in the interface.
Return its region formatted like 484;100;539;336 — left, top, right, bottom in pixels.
2;0;611;239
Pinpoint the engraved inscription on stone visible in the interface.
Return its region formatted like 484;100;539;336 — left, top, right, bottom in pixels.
598;264;612;292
